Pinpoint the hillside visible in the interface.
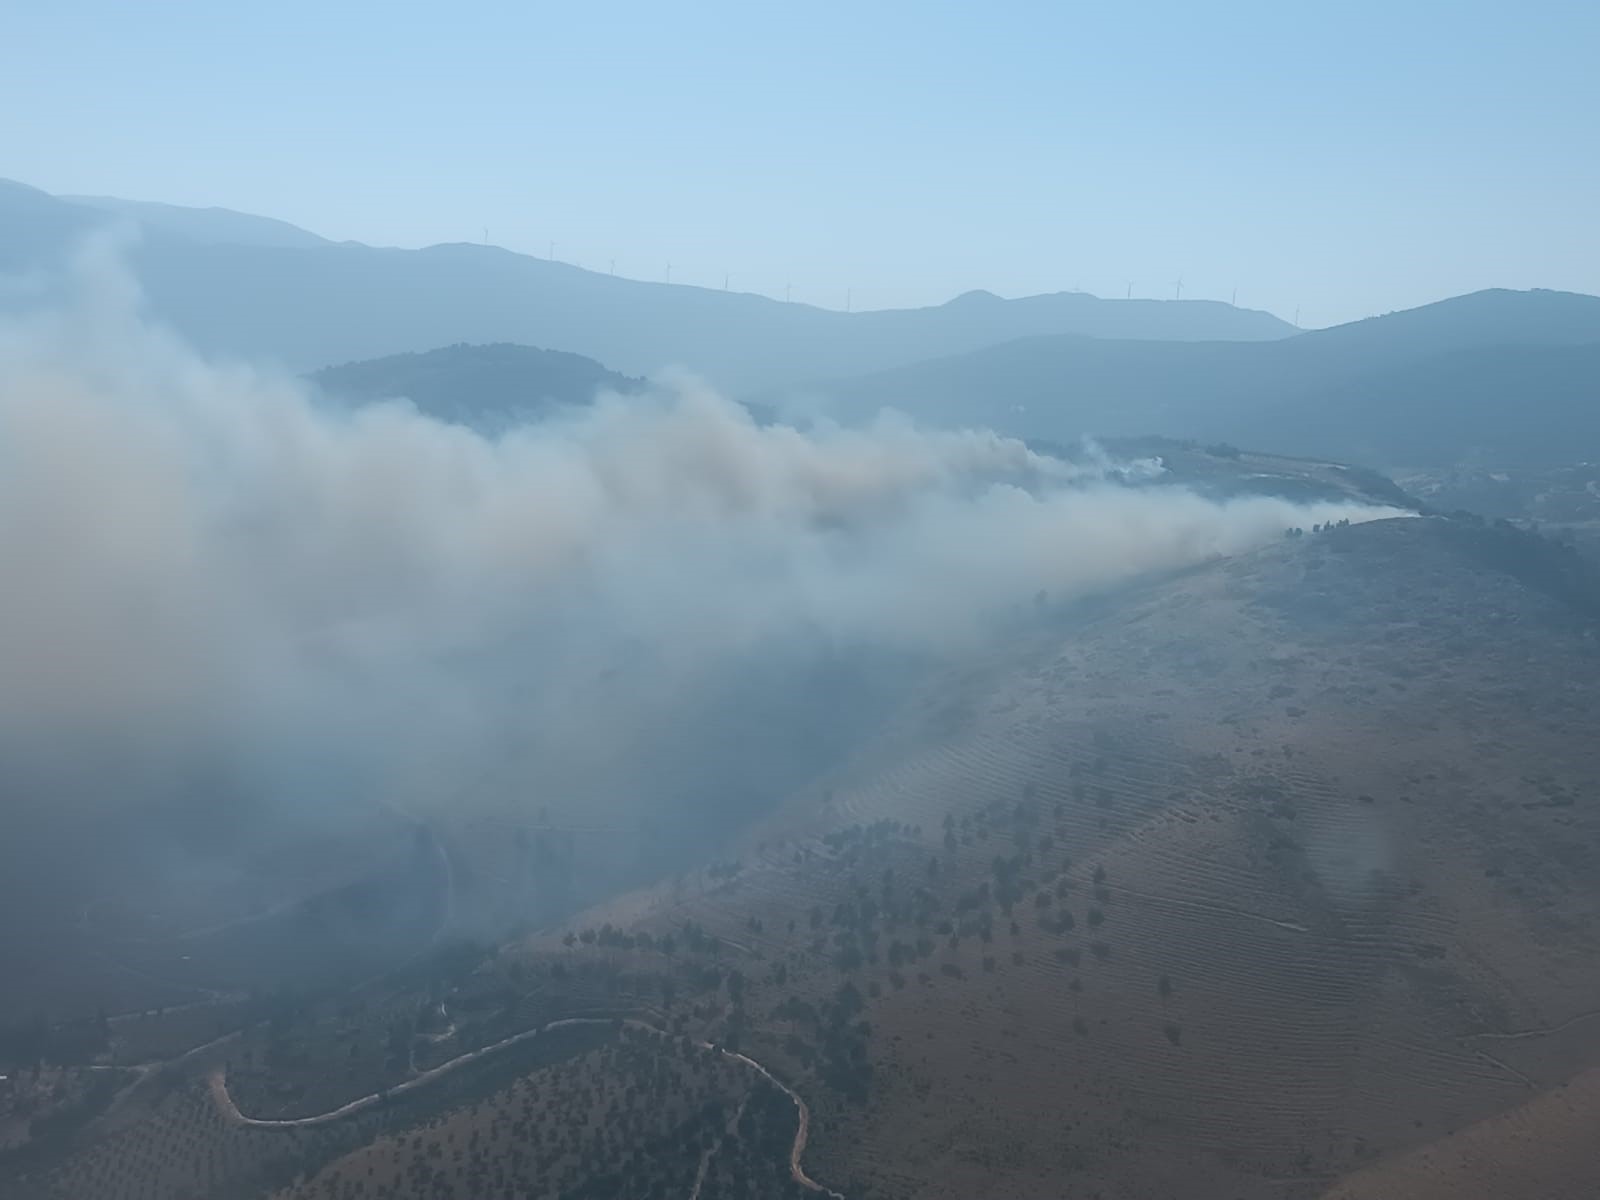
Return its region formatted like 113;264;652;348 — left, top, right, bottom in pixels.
17;515;1600;1200
0;180;1292;388
815;289;1600;468
1248;342;1600;467
310;342;644;431
497;515;1600;1200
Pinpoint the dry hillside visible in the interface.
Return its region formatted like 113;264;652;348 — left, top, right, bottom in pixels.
511;516;1600;1199
11;516;1600;1199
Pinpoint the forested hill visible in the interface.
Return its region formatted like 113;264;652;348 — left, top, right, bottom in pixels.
310;342;643;431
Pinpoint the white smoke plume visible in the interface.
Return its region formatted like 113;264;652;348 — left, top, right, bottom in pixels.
0;252;1403;838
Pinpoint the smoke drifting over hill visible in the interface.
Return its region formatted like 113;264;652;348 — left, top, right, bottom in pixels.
0;255;1403;834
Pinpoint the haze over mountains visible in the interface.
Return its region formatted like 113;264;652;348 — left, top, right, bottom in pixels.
0;179;1289;387
4;174;1600;1200
7;178;1597;474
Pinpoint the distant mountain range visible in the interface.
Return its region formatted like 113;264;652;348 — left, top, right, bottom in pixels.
5;178;1598;469
0;179;1292;390
809;288;1600;467
298;289;1600;470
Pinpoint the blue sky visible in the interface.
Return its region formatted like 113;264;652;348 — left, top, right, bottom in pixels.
5;0;1597;325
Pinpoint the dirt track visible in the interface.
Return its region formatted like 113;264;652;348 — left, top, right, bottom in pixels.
209;1015;843;1196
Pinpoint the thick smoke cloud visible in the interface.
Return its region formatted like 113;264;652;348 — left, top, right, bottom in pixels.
0;252;1401;839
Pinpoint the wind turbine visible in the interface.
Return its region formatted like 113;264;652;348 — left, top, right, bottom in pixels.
1173;277;1184;301
1126;281;1133;299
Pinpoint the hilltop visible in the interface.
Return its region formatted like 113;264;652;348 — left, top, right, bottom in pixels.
310;342;644;432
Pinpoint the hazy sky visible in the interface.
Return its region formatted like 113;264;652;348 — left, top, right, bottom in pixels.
5;0;1596;325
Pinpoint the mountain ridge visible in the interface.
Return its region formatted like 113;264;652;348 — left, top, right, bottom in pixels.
60;194;332;249
810;288;1600;468
0;179;1293;389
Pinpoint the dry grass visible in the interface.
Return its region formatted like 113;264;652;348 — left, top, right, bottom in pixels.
1317;1064;1600;1200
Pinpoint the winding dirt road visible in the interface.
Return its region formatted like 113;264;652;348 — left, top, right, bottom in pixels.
716;1047;842;1197
208;1015;844;1197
